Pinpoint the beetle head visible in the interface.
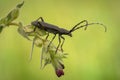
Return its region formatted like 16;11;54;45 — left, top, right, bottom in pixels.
31;21;40;27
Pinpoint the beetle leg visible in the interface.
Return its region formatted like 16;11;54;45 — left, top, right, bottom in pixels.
33;27;37;32
40;17;44;22
55;35;61;53
36;17;44;22
45;32;49;41
47;34;56;50
60;36;65;52
69;20;88;33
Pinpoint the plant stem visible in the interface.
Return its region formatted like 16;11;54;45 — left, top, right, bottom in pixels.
8;22;20;27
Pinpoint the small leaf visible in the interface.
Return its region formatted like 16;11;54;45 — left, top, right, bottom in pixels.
35;28;46;36
0;25;4;33
17;23;31;40
5;1;24;25
16;1;24;8
34;36;43;47
29;37;35;62
0;18;7;25
6;8;19;25
40;41;51;68
55;52;68;59
29;35;43;62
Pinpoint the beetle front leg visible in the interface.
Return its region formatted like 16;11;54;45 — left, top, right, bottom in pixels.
60;36;65;52
33;27;37;32
48;34;56;48
55;35;61;53
45;32;49;41
36;17;44;22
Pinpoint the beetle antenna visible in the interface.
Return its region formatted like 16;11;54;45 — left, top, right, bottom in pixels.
69;21;107;33
36;17;44;22
86;23;107;32
69;20;88;33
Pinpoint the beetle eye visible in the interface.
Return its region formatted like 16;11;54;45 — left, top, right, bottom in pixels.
31;21;39;26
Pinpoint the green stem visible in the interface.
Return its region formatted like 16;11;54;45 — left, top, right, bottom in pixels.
8;22;20;27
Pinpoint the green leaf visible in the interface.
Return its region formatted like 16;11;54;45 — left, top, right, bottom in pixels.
29;37;35;62
17;23;31;40
5;1;24;25
35;28;47;36
0;18;7;25
29;35;43;62
0;1;24;33
34;36;43;47
6;8;19;25
40;41;51;68
16;1;24;8
0;25;4;33
40;40;67;69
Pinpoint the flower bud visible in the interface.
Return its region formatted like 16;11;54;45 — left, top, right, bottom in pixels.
55;69;64;77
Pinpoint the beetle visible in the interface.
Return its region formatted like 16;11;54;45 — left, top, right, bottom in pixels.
31;17;107;53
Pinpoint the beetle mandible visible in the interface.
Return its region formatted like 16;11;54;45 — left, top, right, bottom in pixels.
31;17;107;53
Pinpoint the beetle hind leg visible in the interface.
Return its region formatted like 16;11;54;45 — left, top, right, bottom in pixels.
36;17;44;22
45;32;49;41
47;34;56;52
60;36;65;52
55;35;61;53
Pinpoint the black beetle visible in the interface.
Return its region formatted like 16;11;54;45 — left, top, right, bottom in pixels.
31;17;106;53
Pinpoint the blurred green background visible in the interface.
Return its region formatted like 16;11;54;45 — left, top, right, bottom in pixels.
0;0;120;80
